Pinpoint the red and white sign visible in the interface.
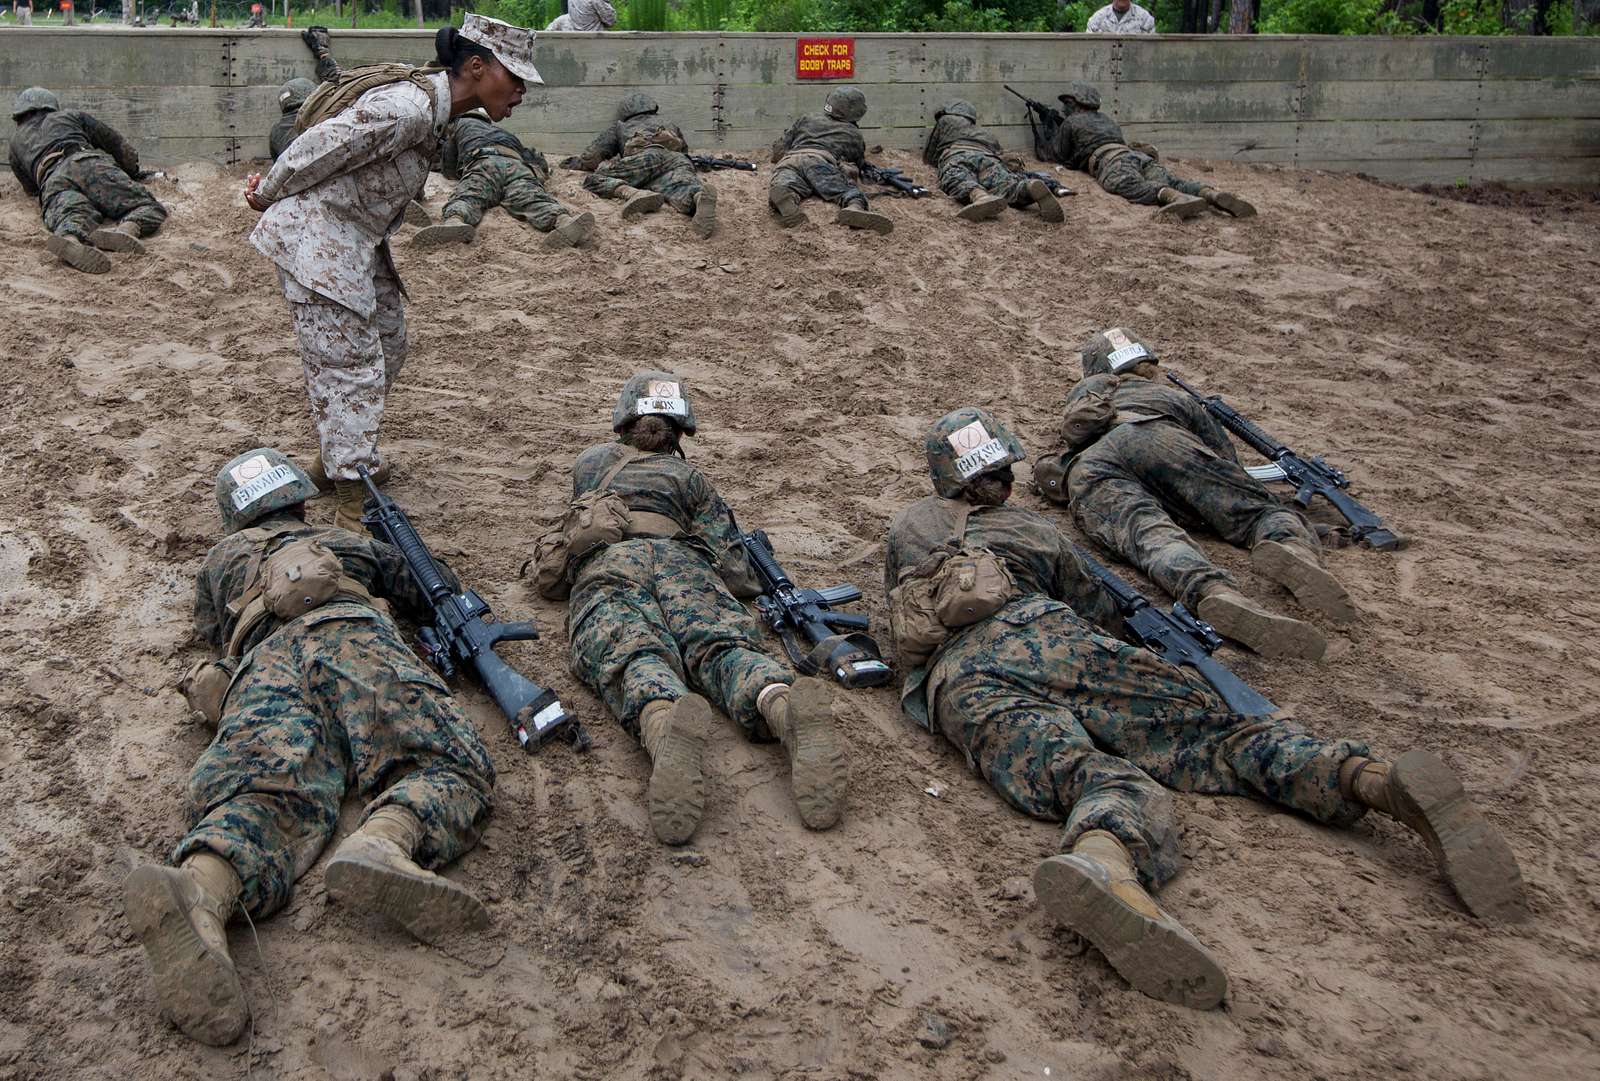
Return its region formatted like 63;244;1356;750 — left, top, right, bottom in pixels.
796;37;855;80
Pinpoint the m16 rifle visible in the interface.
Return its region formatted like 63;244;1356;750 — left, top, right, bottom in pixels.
862;162;931;198
1003;84;1064;161
689;154;757;172
1165;373;1402;551
741;530;892;689
358;468;581;752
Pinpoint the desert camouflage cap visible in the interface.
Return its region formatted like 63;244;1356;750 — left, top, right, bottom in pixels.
460;13;544;85
925;408;1026;499
617;92;659;121
934;100;978;123
1058;82;1102;110
823;86;867;123
613;371;698;436
12;87;60;120
1081;327;1159;377
278;78;316;113
214;448;319;534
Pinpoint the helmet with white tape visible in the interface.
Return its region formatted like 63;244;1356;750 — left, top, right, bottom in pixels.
1081;327;1159;377
924;407;1026;499
823;86;867;124
612;370;697;436
278;77;316;114
214;448;318;534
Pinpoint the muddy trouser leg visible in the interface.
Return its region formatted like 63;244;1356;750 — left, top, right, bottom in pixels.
372;261;407;392
936;156;983;203
44;152;167;237
327;616;497;870
802;158;868;209
1135;440;1323;556
970;153;1032;206
440;158;505;228
1068;434;1231;610
768;162;815;210
652;152;704;214
40;188;100;241
1095;152;1170;206
500;161;568;232
1140;158;1205;198
569;542;694;739
931;616;1182;889
286;282;387;481
173;634;348;918
652;542;792;740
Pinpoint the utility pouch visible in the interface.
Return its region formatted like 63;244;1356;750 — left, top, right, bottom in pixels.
179;657;238;728
531;447;641;601
887;501;1016;668
262;538;345;619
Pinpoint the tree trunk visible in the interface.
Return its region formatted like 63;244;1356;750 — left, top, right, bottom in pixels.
1228;0;1252;32
1181;0;1201;30
413;0;422;26
1207;0;1224;31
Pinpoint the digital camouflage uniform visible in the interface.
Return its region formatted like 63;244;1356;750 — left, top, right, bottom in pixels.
1047;97;1204;207
177;512;495;918
565;442;790;739
922;111;1033;206
885;494;1368;890
437;114;566;231
768;112;871;211
1035;372;1322;612
573;100;703;215
8;107;168;243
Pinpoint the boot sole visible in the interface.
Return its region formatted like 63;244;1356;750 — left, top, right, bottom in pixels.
412;223;475;249
786;677;848;830
776;204;808;228
691;188;717;238
404;201;432;226
1035;195;1065;223
649;694;711;845
90;227;145;254
544;211;596;249
1155;200;1207;222
1387;750;1527;921
956;197;1005;223
835;208;894;235
1212;193;1257;218
325;852;490;944
1035;855;1228;1010
47;234;111;274
622;191;666;219
1252;541;1360;624
1198;594;1326;661
124;866;249;1046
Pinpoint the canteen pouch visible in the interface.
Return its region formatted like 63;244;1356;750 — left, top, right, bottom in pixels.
530;447;642;601
931;547;1017;628
179;657;238;728
887;501;1018;668
262;538;345;619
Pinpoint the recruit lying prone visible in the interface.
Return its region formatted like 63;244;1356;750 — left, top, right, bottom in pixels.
862;162;932;198
740;530;893;689
1164;373;1402;551
689;154;757;172
1072;544;1278;716
358;468;580;752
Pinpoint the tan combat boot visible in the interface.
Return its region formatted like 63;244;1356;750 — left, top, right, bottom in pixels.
90;219;146;254
47;233;111;274
544;211;596;249
412;218;476;248
325;805;490;943
614;185;666;219
1340;753;1527;921
835;205;894;235
1026;178;1065;223
956;189;1006;223
1199;186;1258;218
757;678;848;830
331;479;367;533
1035;831;1228;1009
124;852;250;1046
1251;539;1359;623
638;696;711;845
772;192;807;228
309;452;389;494
1196;585;1326;660
404;199;432;226
690;184;718;239
1154;187;1206;221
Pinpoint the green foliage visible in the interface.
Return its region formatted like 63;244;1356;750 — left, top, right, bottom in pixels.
916;0;1013;30
682;0;735;29
618;0;669;28
1052;0;1093;28
476;0;559;29
727;0;830;29
1257;0;1382;34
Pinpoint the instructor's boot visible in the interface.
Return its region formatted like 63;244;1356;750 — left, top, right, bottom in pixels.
309;452;389;494
90;219;146;255
1341;753;1527;921
1251;539;1359;623
412;219;476;249
1026;178;1065;223
124;852;249;1046
690;184;718;239
543;211;596;249
639;696;710;845
1199;186;1257;218
615;185;666;219
1154;187;1207;222
404;199;432;226
1196;585;1326;661
956;190;1006;223
325;805;490;943
757;678;848;830
332;479;367;534
1035;831;1228;1010
772;193;807;228
835;204;894;235
47;233;111;274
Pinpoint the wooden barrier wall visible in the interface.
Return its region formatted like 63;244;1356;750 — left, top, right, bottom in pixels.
1;30;1596;187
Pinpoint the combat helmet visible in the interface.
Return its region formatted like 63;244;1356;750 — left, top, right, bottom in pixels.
277;77;316;114
617;92;659;121
924;407;1026;499
934;99;978;123
1058;82;1102;111
214;448;319;534
12;87;60;121
613;371;697;436
1081;327;1159;377
823;86;867;124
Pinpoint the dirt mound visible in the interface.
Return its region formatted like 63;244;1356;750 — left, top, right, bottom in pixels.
2;152;1597;1081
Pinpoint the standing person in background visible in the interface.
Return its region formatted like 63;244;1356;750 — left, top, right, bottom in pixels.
546;0;614;30
16;0;34;25
244;16;542;530
1085;0;1156;32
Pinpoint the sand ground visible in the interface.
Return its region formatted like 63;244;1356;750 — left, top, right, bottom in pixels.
2;151;1598;1081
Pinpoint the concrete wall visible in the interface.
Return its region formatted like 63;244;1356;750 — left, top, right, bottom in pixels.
1;29;1596;187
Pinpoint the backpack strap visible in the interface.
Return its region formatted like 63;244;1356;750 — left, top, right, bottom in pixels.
596;444;641;490
945;498;975;543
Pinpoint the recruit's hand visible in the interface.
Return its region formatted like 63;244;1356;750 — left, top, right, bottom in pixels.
244;172;271;212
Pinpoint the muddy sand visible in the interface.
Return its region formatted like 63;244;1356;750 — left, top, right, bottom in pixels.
2;153;1598;1081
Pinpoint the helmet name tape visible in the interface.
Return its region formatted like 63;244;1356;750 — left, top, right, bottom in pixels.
229;460;299;511
1107;343;1151;372
947;420;1008;480
638;396;687;418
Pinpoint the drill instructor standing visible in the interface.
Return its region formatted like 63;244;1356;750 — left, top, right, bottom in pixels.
243;16;542;529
